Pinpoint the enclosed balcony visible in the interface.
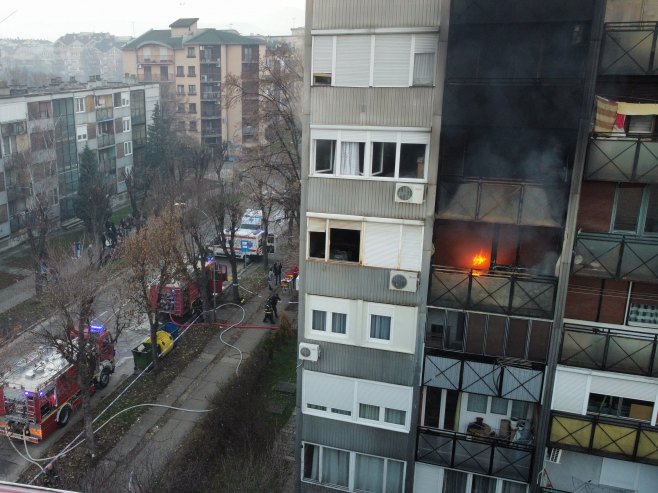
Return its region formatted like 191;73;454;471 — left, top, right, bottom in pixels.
560;323;658;377
137;54;173;64
585;136;658;183
549;411;658;464
97;133;115;149
599;22;658;76
572;232;658;282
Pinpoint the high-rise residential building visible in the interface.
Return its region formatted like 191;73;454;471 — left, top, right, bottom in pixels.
296;1;658;492
122;18;265;157
0;79;159;249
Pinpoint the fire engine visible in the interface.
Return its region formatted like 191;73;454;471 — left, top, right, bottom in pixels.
210;209;279;259
0;325;115;443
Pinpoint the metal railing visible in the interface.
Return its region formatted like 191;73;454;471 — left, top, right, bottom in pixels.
137;74;172;82
137;55;173;64
417;427;534;482
429;266;557;319
585;136;658;183
96;108;113;122
600;22;658;76
560;323;658;377
572;232;658;282
97;133;115;148
549;411;658;464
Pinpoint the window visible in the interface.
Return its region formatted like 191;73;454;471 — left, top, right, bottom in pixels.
587;393;653;421
187;47;195;58
332;313;347;334
188;85;197;95
243;46;255;62
467;394;488;413
307;403;326;411
312;310;326;331
94;96;104;108
332;408;351;416
330;227;360;262
74;97;85;113
177;66;184;77
189;103;196;114
189;121;197;132
384;408;406;425
76;124;88;142
370;314;391;340
122;117;131;132
124;141;132;156
612;184;658;235
311;33;437;88
443;471;526;493
490;397;509;415
311;309;347;335
114;92;122;108
628;115;655;134
121;93;130;106
311;128;429;181
177;103;185;113
359;403;380;420
188;66;196;77
302;443;405;493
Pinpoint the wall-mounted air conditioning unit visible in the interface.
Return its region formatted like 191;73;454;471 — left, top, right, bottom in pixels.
546;448;562;464
389;270;418;293
394;183;425;204
299;342;320;362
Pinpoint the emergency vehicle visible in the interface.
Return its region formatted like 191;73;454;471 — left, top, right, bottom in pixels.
210;209;279;259
0;325;115;443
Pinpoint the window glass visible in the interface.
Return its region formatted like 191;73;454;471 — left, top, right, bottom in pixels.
329;228;360;262
511;400;530;419
384;408;406;425
502;480;528;493
628;115;654;134
303;444;319;481
467;393;488;413
386;460;405;493
340;142;364;176
308;231;326;258
491;397;509;415
312;310;326;331
307;403;326;411
315;140;336;173
354;454;384;493
399;143;425;179
322;447;349;487
443;470;468;493
359;403;380;420
331;408;351;416
177;66;184;76
413;52;435;85
471;474;497;493
587;393;653;420
332;312;347;334
370;314;391;340
613;184;643;232
645;185;658;234
371;142;396;177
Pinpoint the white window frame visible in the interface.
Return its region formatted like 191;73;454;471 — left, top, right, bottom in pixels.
76;124;88;142
310;127;430;182
74;97;86;113
311;32;437;88
434;469;529;493
121;92;130;107
122;117;131;133
367;303;395;344
124;141;133;156
301;442;406;492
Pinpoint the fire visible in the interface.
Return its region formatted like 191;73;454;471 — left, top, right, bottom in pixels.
472;252;487;268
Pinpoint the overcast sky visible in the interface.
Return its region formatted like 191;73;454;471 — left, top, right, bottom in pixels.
0;1;305;41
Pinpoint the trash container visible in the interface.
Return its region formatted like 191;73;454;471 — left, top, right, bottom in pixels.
131;341;153;371
161;322;179;345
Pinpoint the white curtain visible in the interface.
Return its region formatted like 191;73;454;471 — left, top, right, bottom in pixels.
332;312;347;334
354;454;384;492
341;141;361;175
312;310;326;331
385;460;405;493
370;315;391;340
322;448;350;487
413;53;435;85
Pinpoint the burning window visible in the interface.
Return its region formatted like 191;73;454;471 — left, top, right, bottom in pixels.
329;228;360;262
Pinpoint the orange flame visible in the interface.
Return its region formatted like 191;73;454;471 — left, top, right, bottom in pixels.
472;252;487;268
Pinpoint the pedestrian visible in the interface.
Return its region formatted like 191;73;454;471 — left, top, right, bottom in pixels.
269;293;281;319
263;302;275;324
267;267;275;291
274;262;282;285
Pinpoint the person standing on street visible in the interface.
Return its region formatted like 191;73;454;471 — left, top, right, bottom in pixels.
263;302;275;324
274;262;282;285
269;293;281;319
267;267;275;291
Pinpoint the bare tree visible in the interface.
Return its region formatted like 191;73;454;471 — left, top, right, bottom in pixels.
243;161;278;269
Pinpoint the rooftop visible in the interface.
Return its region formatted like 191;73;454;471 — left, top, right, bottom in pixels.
169;18;199;28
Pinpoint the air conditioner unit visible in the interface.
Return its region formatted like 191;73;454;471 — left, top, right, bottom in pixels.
394;183;425;204
546;448;562;464
299;342;320;362
201;75;208;82
389;270;418;293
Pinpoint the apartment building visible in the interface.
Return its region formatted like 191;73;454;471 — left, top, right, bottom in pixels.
0;79;159;248
297;1;658;492
122;18;265;157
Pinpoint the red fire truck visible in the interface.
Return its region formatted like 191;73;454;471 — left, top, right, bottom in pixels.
0;325;115;443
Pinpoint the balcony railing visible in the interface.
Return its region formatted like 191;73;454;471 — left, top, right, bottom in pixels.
560;323;658;377
97;134;115;148
429;266;557;319
137;74;172;82
549;411;658;464
585;136;658;183
132;137;146;148
417;427;533;483
201;92;220;100
426;308;551;364
599;22;658;76
436;180;567;228
572;232;658;282
201;111;221;119
199;56;220;65
137;55;173;64
131;112;146;125
96;108;113;122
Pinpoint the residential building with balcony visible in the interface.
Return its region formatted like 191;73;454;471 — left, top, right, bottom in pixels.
0;79;159;249
122;18;265;157
296;0;658;492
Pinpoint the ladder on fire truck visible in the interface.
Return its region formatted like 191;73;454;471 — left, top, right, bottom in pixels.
26;394;36;422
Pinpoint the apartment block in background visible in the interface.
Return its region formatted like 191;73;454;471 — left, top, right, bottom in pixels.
122;18;265;157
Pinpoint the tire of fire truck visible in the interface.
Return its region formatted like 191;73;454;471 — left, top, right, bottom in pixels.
57;404;72;427
95;368;111;390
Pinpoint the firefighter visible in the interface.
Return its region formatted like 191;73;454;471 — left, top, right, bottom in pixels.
269;293;281;319
263;301;275;324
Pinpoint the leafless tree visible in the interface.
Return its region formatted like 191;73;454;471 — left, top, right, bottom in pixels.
242;161;278;269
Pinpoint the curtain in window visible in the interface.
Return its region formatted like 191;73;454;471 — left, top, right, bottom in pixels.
332;313;347;334
385;460;405;493
303;444;320;481
341;141;361;175
471;475;497;493
384;408;406;425
322;448;350;487
312;310;326;331
443;470;468;493
354;454;384;492
502;480;527;493
413;53;434;85
370;315;391;340
360;403;380;420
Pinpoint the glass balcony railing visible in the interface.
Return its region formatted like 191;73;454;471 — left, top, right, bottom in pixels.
549;411;658;464
585;136;658;183
599;22;658;76
572;232;658;282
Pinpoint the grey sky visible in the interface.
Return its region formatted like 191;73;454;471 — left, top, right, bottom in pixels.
0;1;305;41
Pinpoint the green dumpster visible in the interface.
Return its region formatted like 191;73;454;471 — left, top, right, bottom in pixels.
131;341;153;371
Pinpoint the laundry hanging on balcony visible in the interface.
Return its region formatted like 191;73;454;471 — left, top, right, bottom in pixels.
595;96;658;133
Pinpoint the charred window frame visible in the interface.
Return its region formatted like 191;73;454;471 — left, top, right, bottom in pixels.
307;218;361;263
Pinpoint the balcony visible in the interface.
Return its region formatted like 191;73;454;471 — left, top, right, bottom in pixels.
417;427;533;482
560;323;658;377
599;22;658;76
572;232;658;282
202;128;220;137
200;74;220;83
201;92;219;101
549;411;658;464
97;133;115;148
133;137;146;149
137;55;173;64
96;108;113;122
426;308;551;364
437;180;566;228
429;266;557;319
137;74;172;82
585;136;658;183
199;56;220;66
201;110;221;119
